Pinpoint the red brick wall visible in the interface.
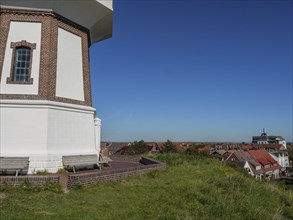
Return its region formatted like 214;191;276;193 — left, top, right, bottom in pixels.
0;8;92;106
0;175;60;186
67;163;166;189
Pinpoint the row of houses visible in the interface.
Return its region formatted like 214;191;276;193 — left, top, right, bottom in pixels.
101;130;290;156
101;131;291;181
100;142;185;155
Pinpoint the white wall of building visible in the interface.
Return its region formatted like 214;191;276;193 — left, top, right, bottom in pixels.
0;100;100;173
244;161;253;176
279;140;287;149
257;141;268;145
47;107;96;155
0;21;42;94
0;105;48;155
94;117;101;153
56;28;85;101
269;152;289;168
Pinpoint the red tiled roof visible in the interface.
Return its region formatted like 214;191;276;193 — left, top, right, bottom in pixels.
257;157;271;165
249;149;268;155
232;151;253;162
198;146;211;154
228;149;281;175
241;145;254;150
252;144;284;150
240;144;284;151
263;164;282;172
248;149;278;165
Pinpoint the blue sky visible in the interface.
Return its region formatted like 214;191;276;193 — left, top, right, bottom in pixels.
90;0;292;142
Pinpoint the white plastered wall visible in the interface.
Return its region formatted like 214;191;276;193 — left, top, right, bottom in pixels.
0;105;48;155
0;100;100;173
46;107;96;155
0;21;41;94
280;140;286;149
94;117;101;153
56;28;85;101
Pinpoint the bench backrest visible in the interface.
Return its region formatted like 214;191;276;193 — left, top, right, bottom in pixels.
99;155;112;163
0;157;30;170
62;154;98;167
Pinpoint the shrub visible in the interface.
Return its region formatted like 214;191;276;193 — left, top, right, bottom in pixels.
43;182;63;193
56;168;66;174
36;169;50;175
185;147;201;155
185;147;209;157
162;140;177;153
127;140;148;155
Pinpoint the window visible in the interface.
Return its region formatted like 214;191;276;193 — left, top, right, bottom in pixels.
7;40;36;84
13;47;31;82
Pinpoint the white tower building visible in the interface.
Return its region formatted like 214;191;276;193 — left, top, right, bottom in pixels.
0;1;113;173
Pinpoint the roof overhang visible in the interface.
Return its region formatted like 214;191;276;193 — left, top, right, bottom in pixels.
0;0;113;45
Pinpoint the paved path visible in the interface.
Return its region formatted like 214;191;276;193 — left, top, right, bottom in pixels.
109;161;143;169
75;160;144;175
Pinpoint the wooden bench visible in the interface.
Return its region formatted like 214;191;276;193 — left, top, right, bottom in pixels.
99;154;112;165
99;154;112;166
62;154;101;173
0;157;29;176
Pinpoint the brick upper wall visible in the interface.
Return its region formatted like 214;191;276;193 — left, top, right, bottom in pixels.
0;8;92;106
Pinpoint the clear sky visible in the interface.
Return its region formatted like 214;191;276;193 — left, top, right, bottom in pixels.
90;0;292;143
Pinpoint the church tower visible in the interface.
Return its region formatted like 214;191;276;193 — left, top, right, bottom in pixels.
0;1;113;173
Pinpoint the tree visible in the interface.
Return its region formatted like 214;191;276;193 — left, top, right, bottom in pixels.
185;147;200;155
127;140;148;155
163;140;177;153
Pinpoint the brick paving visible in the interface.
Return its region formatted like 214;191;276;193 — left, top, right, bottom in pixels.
107;161;143;169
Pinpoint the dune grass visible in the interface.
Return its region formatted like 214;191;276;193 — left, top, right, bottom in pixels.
0;153;292;220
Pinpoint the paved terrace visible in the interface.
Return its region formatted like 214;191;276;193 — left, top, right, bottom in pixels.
0;156;166;189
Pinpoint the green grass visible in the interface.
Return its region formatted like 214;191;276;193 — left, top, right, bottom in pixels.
0;154;292;220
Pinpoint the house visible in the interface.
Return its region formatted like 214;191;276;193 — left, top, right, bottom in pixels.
248;149;282;180
156;142;185;153
146;143;161;154
198;145;212;155
210;150;235;160
268;151;290;172
226;150;281;180
252;130;286;149
105;142;163;155
102;142;131;155
115;146;130;155
226;151;264;179
210;150;228;160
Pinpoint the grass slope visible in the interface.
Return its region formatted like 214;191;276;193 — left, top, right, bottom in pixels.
0;154;292;220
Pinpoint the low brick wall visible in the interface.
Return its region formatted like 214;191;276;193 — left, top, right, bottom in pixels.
0;175;60;186
67;157;166;189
